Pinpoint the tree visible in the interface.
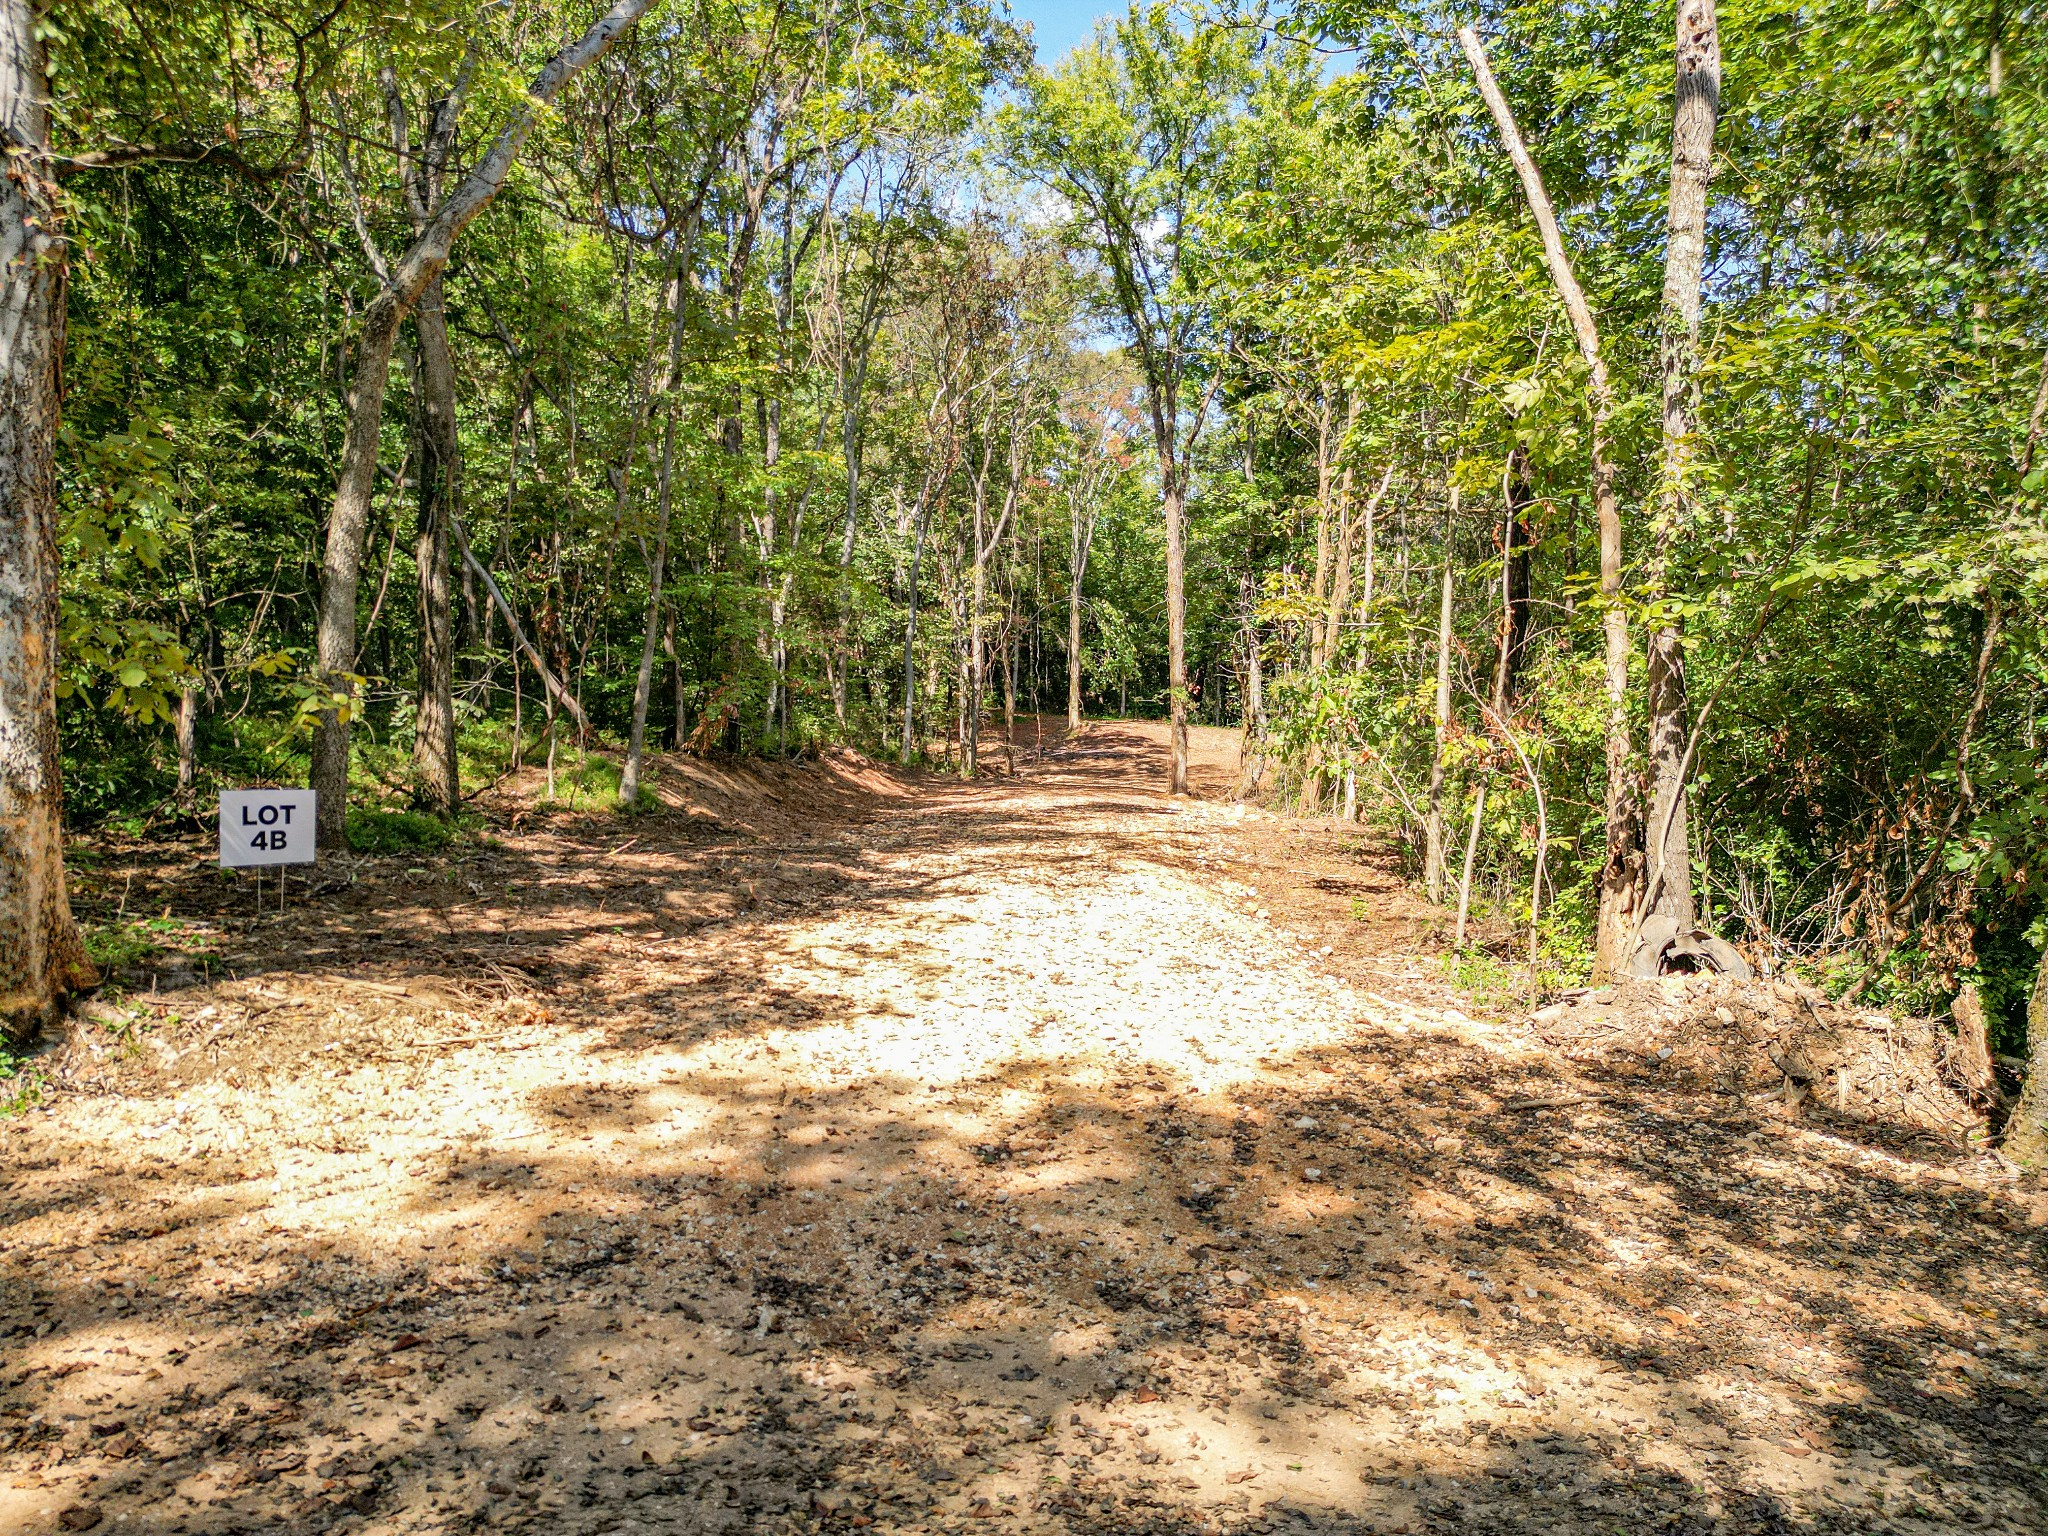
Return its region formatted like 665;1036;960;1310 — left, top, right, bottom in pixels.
309;0;654;848
1459;24;1637;977
1642;0;1722;938
1006;5;1263;793
0;0;98;1034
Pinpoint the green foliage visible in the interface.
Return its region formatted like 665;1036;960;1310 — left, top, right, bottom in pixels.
345;807;455;855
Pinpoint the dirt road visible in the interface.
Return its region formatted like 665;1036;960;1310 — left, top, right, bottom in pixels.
5;721;2047;1535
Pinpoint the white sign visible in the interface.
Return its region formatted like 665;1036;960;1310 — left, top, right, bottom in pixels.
219;789;318;868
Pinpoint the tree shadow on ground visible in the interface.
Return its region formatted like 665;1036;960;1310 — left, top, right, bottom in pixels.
9;719;2046;1535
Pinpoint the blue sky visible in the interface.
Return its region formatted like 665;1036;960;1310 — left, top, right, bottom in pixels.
1005;0;1117;66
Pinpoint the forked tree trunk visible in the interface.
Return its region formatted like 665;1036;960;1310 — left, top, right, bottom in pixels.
1644;0;1722;932
308;0;654;847
1460;25;1638;974
411;277;461;814
0;3;97;1035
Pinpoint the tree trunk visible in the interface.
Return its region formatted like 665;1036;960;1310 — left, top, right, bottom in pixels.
411;276;461;815
2008;956;2048;1168
1644;0;1722;933
1067;504;1090;731
1308;391;1334;666
0;0;97;1034
967;530;985;779
307;0;655;847
1164;469;1190;793
1322;461;1357;671
1423;499;1456;903
621;262;690;807
452;514;590;734
1002;633;1017;773
1493;446;1534;713
1460;25;1638;974
900;507;930;762
664;603;685;749
175;685;200;806
1454;775;1490;949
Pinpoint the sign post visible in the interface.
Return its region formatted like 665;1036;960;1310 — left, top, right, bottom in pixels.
219;789;318;916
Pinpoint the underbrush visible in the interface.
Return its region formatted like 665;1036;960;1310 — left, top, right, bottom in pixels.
1445;942;1592;1013
346;807;457;854
0;1045;43;1116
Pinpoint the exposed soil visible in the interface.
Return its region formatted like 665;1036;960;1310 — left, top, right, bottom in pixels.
5;719;2048;1536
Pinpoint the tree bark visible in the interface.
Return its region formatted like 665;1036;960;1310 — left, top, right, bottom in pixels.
0;0;97;1034
411;276;461;814
2008;955;2048;1168
175;685;200;806
309;0;654;847
1643;0;1721;934
1460;25;1638;974
663;602;685;748
900;505;931;763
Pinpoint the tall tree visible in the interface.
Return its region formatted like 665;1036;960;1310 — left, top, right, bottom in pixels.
0;1;96;1034
1459;24;1638;977
1642;0;1722;935
309;0;654;848
1007;6;1260;793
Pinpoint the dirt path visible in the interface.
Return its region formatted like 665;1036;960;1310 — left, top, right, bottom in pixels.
6;721;2048;1536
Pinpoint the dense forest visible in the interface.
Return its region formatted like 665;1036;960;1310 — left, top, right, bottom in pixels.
3;0;2046;1147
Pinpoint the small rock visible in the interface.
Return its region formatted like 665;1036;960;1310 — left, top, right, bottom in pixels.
58;1508;103;1532
1292;1116;1319;1131
1302;1168;1323;1182
1655;1046;1673;1061
1224;1269;1252;1288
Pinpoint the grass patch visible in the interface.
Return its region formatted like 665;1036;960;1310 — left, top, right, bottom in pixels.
1445;942;1590;1012
536;751;632;813
347;807;455;854
84;915;224;979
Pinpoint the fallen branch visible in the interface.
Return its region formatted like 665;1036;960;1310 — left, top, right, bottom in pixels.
1502;1091;1614;1111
